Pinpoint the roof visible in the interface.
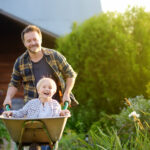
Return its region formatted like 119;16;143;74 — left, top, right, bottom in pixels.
0;0;101;35
0;9;58;39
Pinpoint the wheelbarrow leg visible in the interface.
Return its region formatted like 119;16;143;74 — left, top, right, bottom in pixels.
52;141;58;150
18;122;26;150
18;145;23;150
17;144;23;150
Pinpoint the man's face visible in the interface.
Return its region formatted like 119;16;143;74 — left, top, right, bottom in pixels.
23;31;42;54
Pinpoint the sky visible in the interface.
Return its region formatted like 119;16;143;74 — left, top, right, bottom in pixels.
101;0;150;13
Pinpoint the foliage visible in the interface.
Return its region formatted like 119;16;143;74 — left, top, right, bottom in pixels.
0;120;10;142
90;96;150;143
59;129;84;150
79;126;150;150
90;112;117;134
60;96;150;149
68;99;98;133
56;7;150;131
78;96;150;149
116;96;150;142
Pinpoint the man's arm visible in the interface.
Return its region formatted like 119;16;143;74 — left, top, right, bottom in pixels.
3;86;18;107
3;58;22;107
54;51;77;104
63;77;76;104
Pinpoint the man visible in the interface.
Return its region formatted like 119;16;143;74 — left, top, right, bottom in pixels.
3;25;78;108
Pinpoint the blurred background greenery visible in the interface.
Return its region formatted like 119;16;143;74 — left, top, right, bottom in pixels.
56;6;150;132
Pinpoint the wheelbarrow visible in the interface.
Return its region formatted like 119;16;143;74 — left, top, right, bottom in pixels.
0;101;69;150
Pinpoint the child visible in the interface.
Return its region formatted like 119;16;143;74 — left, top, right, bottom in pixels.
3;77;70;118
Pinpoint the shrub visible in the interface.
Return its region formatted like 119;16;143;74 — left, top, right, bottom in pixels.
56;7;150;131
59;129;84;150
82;96;150;149
90;96;150;143
0;120;10;142
79;126;150;150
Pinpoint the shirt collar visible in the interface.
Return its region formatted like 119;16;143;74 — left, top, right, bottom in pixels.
24;47;50;59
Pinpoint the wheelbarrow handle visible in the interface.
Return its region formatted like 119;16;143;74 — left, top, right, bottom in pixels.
5;104;11;111
63;101;69;110
6;102;69;110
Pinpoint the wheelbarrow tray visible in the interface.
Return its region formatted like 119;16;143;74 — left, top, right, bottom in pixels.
0;116;69;145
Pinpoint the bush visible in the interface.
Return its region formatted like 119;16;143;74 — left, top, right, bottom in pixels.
0;120;10;142
59;129;84;150
90;96;150;143
81;96;150;149
79;126;150;150
56;7;150;131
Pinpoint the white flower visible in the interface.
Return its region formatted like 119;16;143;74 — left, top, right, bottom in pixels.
129;111;140;118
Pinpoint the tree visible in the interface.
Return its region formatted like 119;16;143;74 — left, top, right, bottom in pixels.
56;7;150;131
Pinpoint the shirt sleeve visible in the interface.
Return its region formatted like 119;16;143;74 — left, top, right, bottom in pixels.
12;101;30;118
54;51;77;79
52;100;61;117
8;58;22;89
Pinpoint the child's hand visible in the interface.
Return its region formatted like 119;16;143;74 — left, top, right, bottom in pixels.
2;111;13;118
60;109;70;116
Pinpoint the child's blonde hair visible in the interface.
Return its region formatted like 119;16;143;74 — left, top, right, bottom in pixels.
36;77;57;92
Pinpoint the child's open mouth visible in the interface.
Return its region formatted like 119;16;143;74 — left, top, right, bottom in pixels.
43;92;49;96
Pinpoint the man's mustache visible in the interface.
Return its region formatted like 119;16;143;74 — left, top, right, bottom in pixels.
30;44;39;48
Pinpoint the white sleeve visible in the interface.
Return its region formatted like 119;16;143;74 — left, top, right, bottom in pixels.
52;100;61;117
12;101;31;118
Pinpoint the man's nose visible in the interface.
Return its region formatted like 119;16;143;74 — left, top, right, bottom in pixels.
31;40;36;45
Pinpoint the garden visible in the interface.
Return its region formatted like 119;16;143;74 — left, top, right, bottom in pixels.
2;6;150;150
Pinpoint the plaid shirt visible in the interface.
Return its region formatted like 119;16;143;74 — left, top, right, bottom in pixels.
9;47;78;106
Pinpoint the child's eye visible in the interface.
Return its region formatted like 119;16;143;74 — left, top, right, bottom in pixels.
33;38;37;41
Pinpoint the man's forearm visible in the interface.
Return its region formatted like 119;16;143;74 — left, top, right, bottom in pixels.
64;77;76;94
5;86;18;99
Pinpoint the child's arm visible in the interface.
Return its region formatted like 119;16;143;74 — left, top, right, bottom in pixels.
11;101;31;118
2;111;13;117
3;101;31;118
52;100;62;117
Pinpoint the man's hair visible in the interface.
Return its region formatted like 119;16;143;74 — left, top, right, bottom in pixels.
36;77;57;93
21;25;42;43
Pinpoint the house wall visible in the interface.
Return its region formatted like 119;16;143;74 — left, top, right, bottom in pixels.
0;12;56;108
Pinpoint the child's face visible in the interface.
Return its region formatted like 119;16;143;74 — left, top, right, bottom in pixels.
38;81;56;100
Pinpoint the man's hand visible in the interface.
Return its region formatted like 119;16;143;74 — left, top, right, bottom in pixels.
3;86;18;108
3;97;12;108
62;92;71;105
62;77;76;105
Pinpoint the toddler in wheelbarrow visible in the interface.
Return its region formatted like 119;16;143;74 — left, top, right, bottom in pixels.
1;78;70;150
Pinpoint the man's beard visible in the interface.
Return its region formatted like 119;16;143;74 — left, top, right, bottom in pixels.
28;44;41;54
